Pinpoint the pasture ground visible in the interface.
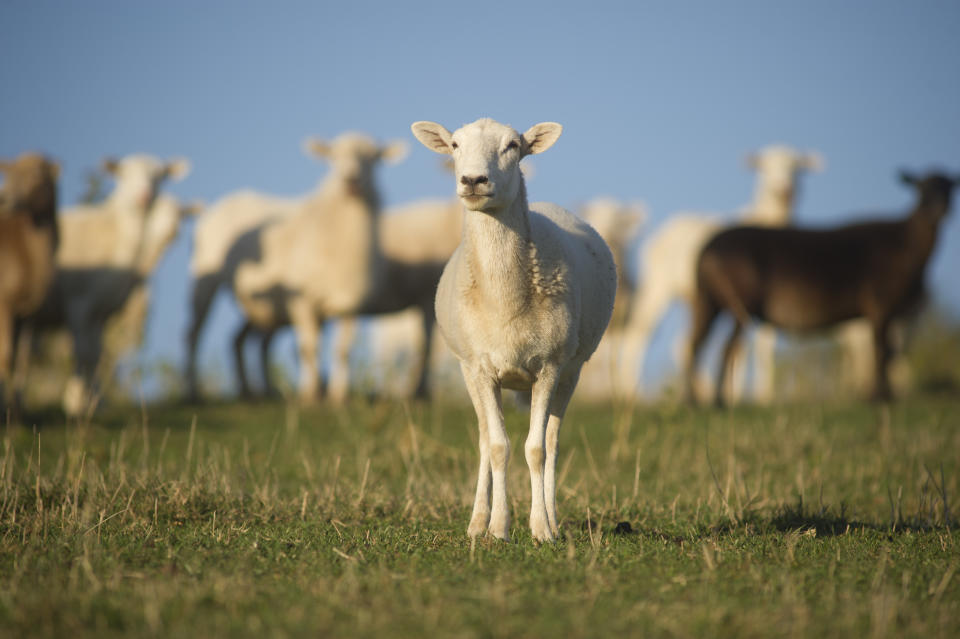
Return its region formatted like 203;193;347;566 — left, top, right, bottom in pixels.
1;397;958;638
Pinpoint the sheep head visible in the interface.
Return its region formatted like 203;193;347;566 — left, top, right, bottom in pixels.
303;133;406;198
745;145;824;197
411;118;561;213
0;152;59;219
900;171;959;223
101;154;191;212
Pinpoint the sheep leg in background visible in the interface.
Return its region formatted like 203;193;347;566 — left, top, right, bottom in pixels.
184;273;220;402
0;308;12;421
289;301;322;404
258;328;278;398
10;321;32;418
870;317;893;402
617;281;672;399
64;316;105;417
328;318;356;405
232;321;255;399
685;293;718;405
728;324;776;405
715;321;745;408
411;305;435;400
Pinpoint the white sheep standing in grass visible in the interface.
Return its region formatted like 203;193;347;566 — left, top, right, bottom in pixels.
183;143;331;401
617;145;822;401
230;132;406;403
31;154;190;415
411;118;616;542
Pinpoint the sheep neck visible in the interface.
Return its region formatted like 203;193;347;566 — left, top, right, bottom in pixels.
105;197;151;266
743;183;795;226
904;200;947;266
461;180;534;314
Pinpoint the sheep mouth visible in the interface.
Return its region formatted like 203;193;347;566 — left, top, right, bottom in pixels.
460;193;493;203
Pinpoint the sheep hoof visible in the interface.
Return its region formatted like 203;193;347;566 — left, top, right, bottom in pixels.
467;512;490;538
487;518;510;542
530;524;555;544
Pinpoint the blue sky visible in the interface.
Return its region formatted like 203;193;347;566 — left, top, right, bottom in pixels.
2;1;958;394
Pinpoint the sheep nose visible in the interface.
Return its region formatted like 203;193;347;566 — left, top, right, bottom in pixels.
460;175;489;187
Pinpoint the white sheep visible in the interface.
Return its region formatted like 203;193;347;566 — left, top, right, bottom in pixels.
185;178;307;400
30;154;191;415
617;145;822;401
411;118;616;542
230;132;406;403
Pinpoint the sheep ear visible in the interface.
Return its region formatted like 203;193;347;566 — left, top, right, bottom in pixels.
165;157;191;181
411;121;454;155
522;123;562;156
379;140;408;164
802;152;825;172
899;170;918;186
303;138;331;159
102;157;120;175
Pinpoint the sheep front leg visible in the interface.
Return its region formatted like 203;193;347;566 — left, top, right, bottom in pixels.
461;366;491;538
232;321;255;399
527;368;560;542
463;367;509;540
327;318;357;405
289;301;321;404
871;317;893;402
185;273;220;402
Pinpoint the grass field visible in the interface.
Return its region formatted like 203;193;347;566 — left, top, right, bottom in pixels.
1;397;958;638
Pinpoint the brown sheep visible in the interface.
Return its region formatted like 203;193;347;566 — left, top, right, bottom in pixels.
0;153;59;420
687;171;957;405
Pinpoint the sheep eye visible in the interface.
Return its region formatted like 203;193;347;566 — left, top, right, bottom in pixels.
505;140;519;152
451;142;458;150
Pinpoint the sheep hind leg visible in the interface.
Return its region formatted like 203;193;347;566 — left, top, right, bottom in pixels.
462;367;492;538
685;294;719;405
544;370;579;538
232;321;255;400
526;367;561;543
715;321;745;408
258;329;279;399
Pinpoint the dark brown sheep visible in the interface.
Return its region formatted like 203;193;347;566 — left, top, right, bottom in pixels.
687;171;957;404
0;152;59;420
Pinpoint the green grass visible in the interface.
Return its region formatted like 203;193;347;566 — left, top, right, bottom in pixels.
2;397;958;638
